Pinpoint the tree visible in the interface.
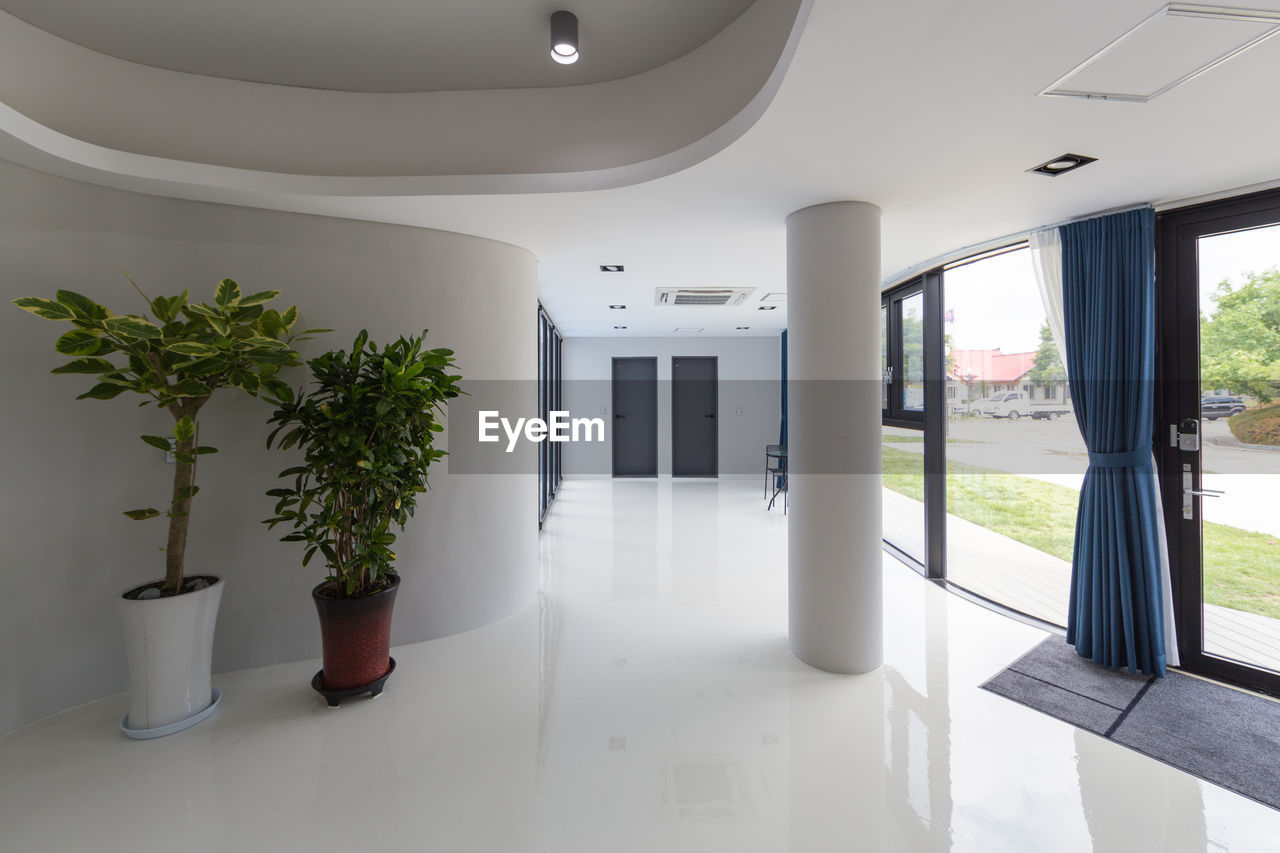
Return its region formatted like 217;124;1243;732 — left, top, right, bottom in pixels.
1201;270;1280;403
14;278;323;595
1029;321;1066;386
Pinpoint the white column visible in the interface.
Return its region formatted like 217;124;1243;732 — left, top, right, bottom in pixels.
786;201;883;674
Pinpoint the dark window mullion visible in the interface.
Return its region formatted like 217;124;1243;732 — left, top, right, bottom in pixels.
922;270;946;580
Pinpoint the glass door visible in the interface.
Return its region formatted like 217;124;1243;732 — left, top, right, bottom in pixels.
1158;190;1280;695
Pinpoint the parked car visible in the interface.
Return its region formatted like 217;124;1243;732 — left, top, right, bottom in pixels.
981;391;1032;419
1201;395;1246;420
966;396;994;417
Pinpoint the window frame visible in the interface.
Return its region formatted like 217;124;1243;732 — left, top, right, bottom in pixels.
882;278;926;429
538;304;563;528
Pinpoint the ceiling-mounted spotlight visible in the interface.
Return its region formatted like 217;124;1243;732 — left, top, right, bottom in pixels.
551;11;579;65
1029;153;1097;177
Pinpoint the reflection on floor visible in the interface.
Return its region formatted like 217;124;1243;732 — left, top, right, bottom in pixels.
2;477;1278;851
885;485;1280;673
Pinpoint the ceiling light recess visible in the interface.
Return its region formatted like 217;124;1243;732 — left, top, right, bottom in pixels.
1029;153;1097;176
1040;3;1280;103
550;11;579;65
599;264;624;273
609;304;626;309
758;305;777;311
655;287;755;306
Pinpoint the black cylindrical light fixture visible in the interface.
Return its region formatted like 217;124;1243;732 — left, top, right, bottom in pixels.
550;10;579;64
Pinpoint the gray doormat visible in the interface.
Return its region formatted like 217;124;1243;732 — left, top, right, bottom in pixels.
982;637;1280;811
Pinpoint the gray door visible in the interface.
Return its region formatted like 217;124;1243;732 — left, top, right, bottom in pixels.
672;356;718;477
612;357;658;477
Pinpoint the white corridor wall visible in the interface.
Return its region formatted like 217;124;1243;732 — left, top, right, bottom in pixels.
560;336;782;477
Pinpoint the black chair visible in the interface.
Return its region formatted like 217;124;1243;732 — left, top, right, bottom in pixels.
764;444;787;513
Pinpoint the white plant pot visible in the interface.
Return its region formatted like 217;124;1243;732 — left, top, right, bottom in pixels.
117;576;224;738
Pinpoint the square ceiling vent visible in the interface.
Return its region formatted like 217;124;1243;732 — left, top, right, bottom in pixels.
1040;3;1280;102
655;287;755;306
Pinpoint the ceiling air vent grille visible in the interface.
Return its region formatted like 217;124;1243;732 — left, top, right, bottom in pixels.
655;287;755;306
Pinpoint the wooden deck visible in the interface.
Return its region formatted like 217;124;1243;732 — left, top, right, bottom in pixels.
882;488;1280;674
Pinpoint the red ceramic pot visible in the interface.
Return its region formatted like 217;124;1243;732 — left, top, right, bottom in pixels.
312;575;399;690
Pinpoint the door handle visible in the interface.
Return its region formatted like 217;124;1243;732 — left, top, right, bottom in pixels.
704;414;715;419
1181;463;1224;520
615;414;625;419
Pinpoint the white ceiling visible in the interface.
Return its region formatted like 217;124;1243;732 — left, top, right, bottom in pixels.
4;0;1280;338
0;0;755;92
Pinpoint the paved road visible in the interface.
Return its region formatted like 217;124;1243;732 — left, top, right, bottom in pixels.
886;416;1280;537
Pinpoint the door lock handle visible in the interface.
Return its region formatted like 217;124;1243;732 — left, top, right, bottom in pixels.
1183;488;1224;497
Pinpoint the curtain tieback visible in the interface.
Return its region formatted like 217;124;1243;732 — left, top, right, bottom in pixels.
1087;446;1151;468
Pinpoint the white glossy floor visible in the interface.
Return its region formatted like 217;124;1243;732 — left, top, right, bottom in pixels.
3;478;1279;852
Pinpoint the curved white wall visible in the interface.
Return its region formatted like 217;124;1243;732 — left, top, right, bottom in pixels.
0;159;538;735
0;0;807;193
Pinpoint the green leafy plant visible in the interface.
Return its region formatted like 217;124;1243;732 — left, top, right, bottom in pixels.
264;330;462;598
13;277;325;595
1201;270;1280;402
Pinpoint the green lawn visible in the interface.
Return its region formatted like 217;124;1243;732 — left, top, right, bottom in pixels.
883;444;1280;620
881;435;984;445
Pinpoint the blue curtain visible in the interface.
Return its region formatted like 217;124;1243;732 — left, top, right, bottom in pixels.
1061;207;1167;676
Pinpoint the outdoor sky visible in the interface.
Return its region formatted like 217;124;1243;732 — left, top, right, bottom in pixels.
938;223;1280;356
944;247;1044;354
1197;222;1280;312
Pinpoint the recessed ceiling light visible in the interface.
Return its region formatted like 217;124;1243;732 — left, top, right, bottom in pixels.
609;304;626;309
736;326;750;330
599;264;624;273
550;11;579;65
1029;153;1097;176
758;305;777;311
613;325;627;330
1039;4;1280;103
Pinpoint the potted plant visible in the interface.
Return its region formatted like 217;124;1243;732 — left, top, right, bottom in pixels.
13;277;323;737
264;329;461;706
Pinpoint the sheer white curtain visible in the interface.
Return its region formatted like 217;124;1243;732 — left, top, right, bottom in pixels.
1029;227;1179;666
1030;229;1067;366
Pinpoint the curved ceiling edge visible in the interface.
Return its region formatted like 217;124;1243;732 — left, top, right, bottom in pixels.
0;0;808;192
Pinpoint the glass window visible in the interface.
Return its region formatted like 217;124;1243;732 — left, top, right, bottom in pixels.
881;305;889;413
941;246;1084;626
881;279;926;562
901;292;925;413
538;305;563;527
883;424;925;564
882;281;925;426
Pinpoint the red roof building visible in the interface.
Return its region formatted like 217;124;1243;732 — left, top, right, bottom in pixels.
949;348;1036;385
